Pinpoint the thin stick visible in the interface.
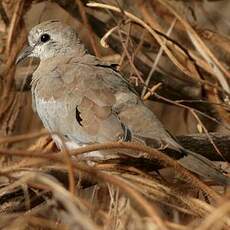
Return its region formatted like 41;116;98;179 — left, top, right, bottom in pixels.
141;18;177;97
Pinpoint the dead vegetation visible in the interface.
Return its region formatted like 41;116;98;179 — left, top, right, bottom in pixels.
0;0;230;229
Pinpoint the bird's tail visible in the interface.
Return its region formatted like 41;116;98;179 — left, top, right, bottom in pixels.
178;147;230;185
133;133;230;185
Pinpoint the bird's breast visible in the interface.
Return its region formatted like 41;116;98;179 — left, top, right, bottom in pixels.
35;96;69;132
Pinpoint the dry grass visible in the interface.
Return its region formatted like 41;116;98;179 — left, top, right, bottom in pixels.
0;0;230;229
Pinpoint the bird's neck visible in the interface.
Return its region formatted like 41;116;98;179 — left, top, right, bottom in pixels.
39;41;87;61
58;42;87;57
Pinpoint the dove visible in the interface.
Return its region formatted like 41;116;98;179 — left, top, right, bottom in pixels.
16;20;230;184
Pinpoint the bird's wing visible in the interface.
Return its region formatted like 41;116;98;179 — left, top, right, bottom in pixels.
58;54;178;148
49;54;132;144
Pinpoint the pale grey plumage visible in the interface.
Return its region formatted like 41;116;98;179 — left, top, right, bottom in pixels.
16;20;230;184
26;20;177;150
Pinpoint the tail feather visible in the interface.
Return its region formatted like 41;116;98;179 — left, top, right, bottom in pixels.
179;147;230;185
133;133;230;184
163;130;230;185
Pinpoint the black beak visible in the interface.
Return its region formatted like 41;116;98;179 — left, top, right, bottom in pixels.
16;45;34;64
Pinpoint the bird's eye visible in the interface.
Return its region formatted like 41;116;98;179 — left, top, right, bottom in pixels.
40;33;50;43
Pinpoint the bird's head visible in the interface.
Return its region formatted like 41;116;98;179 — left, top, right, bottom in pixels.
16;20;85;64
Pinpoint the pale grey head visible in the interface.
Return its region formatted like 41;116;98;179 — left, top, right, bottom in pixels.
16;20;86;63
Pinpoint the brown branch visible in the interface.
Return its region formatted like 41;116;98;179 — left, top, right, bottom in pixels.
173;132;230;162
0;141;221;201
144;132;230;162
